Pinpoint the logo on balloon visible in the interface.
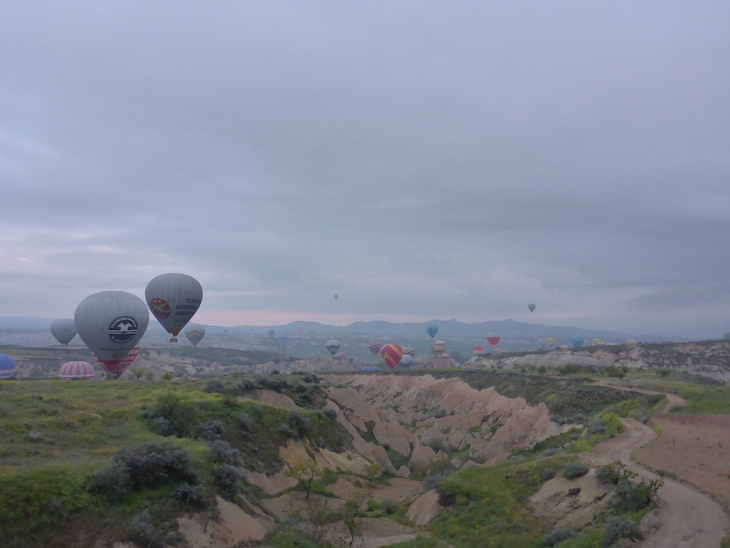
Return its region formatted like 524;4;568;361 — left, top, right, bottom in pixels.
149;298;172;319
105;316;140;343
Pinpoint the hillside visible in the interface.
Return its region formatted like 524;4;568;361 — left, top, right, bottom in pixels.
4;363;717;548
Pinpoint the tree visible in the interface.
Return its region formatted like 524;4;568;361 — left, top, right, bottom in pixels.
363;463;381;487
131;367;145;380
286;460;324;498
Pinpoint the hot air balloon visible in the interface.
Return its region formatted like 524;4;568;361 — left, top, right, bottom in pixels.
402;346;415;357
380;343;403;370
426;324;438;338
185;324;206;346
368;342;382;356
537;338;547;350
528;303;536;313
433;340;447;356
626;339;639;345
58;361;95;380
487;334;500;348
268;329;276;339
473;346;485;355
326;339;340;356
399;354;414;368
335;351;348;359
0;354;16;379
570;336;584;348
591;338;605;346
361;365;379;371
75;291;149;380
333;294;339;300
547;337;556;348
51;318;77;345
145;273;203;342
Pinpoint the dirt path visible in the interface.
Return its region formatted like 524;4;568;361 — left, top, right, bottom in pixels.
586;391;729;547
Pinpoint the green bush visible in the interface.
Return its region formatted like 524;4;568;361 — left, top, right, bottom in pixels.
208;440;241;465
92;442;196;502
601;516;642;547
563;463;589;479
542;528;577;546
128;508;175;548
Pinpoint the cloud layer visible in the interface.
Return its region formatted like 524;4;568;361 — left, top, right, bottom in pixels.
1;1;730;338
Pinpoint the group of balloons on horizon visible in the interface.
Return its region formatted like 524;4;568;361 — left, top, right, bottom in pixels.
43;273;204;380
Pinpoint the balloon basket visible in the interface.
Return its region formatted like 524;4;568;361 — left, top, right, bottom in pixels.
169;337;178;342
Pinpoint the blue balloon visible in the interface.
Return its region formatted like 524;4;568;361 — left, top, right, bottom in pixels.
570;336;584;348
426;324;439;338
0;354;16;379
361;365;379;371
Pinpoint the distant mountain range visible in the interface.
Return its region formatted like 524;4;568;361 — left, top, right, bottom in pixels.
0;316;676;344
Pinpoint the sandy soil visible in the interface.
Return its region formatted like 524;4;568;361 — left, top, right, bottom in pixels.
633;414;730;512
586;417;730;547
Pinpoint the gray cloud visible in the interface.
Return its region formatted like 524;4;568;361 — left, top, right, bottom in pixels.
1;1;729;338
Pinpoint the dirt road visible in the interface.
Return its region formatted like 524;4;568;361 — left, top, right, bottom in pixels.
589;417;729;547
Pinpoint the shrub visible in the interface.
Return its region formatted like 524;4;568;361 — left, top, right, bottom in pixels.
214;464;246;498
237;379;255;391
151;416;177;437
588;420;607;435
237;411;254;430
128;509;174;548
380;498;398;515
543;528;577;547
92;442;195;502
541;447;561;458
204;380;225;393
278;423;299;440
563;463;589;479
540;468;556;481
601;517;642;547
174;483;205;507
321;407;337;420
208;440;241;465
197;420;224;441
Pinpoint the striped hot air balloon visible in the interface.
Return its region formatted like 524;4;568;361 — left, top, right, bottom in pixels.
368;342;382;356
380;343;403;370
547;338;556;348
185;324;206;346
433;340;447;356
402;346;415;357
473;346;485;355
58;361;95;380
92;345;141;379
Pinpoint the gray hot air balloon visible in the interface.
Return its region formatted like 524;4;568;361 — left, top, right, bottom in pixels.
528;303;536;313
74;291;149;379
51;318;77;345
145;273;203;342
326;339;340;356
184;324;206;346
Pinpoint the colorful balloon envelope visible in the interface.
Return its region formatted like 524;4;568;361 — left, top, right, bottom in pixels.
402;346;415;357
487;334;500;348
75;291;149;380
626;339;639;345
473;346;485;355
399;354;414;368
361;365;379;371
547;337;556;348
426;324;438;338
0;354;16;379
185;324;206;346
433;340;447;356
335;351;347;359
333;293;339;300
570;336;584;348
58;361;95;380
145;273;203;342
380;343;403;369
368;342;382;356
51;318;77;345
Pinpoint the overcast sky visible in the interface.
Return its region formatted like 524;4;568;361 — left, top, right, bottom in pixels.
1;1;729;339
